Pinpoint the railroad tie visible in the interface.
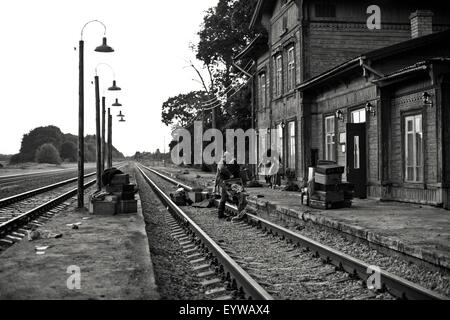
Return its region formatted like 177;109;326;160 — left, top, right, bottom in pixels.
201;278;221;287
205;287;227;296
190;257;206;265
193;264;210;272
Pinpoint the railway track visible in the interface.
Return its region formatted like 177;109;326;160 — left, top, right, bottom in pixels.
0;178;97;247
0;163;126;249
0;172;97;208
137;163;449;300
137;165;273;300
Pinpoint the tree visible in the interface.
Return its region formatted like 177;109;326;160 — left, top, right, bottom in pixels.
161;91;208;128
193;0;258;131
35;143;61;165
60;141;77;162
19;126;64;162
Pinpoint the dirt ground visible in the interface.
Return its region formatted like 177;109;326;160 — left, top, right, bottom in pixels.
0;193;158;300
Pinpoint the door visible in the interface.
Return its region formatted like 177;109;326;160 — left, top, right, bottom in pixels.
346;123;367;198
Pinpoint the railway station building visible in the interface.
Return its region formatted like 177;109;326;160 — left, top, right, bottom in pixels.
239;0;450;208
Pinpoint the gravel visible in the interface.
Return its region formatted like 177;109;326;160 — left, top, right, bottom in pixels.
134;166;209;300
148;165;450;298
140;166;393;300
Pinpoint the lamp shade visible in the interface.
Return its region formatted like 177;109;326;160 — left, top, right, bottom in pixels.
95;37;114;53
108;80;121;91
117;111;124;117
112;98;122;107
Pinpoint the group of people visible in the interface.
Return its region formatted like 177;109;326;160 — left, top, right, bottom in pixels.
214;150;283;220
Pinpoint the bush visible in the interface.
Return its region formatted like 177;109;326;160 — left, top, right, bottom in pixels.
61;141;77;162
9;153;23;164
35;143;61;165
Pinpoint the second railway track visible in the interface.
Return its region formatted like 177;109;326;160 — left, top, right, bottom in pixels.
136;163;449;300
0;163;126;249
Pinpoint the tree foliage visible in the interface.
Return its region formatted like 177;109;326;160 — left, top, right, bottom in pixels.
35;143;61;165
60;141;77;162
161;91;208;128
194;0;258;132
9;126;124;164
196;0;258;83
19;126;64;162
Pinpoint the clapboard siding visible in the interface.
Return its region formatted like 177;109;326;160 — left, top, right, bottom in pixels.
305;23;410;79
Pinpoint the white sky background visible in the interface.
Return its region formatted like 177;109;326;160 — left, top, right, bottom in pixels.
0;0;217;156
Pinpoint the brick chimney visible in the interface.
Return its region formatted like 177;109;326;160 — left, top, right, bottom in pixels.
410;10;434;38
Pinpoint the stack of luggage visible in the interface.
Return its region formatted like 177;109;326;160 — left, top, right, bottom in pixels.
90;168;138;215
309;163;354;210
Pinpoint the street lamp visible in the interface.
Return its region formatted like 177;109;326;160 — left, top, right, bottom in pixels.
112;98;122;107
78;20;114;209
108;98;124;168
94;63;121;190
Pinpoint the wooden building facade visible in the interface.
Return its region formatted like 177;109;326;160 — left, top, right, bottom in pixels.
240;0;450;208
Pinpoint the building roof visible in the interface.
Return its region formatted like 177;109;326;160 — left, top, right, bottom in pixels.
250;0;275;29
234;34;268;61
298;29;450;91
373;58;450;83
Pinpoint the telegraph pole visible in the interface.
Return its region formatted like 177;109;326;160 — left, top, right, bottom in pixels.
95;76;102;190
78;40;85;208
102;96;106;174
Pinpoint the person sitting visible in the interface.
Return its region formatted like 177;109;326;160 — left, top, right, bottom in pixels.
216;152;235;219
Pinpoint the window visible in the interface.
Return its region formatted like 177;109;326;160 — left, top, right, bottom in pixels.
288;121;296;169
277;123;284;163
282;15;288;31
405;114;423;182
315;3;336;18
274;55;283;97
259;73;266;109
325;116;336;161
287;47;295;91
353;136;360;169
351;108;366;124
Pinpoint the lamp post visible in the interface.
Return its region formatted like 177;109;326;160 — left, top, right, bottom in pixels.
78;20;114;209
108;98;123;168
94;63;121;190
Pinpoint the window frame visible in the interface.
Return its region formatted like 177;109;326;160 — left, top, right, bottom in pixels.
287;46;296;92
350;108;367;124
403;113;424;183
288;120;296;169
324;115;336;162
274;54;283;98
276;122;284;164
259;73;266;109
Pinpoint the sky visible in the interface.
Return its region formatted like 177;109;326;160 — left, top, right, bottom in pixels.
0;0;217;157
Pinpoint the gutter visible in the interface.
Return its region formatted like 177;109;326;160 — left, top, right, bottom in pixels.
372;65;428;83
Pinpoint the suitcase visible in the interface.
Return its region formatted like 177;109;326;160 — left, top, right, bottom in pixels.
312;191;344;203
314;173;342;185
315;164;345;175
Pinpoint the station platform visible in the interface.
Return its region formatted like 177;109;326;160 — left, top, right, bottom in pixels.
155;165;450;270
0;193;159;300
